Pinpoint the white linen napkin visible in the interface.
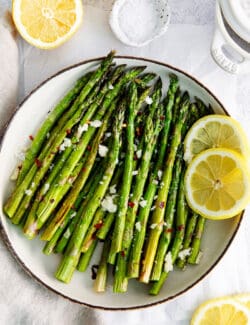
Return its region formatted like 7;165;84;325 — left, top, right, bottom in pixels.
1;3;250;325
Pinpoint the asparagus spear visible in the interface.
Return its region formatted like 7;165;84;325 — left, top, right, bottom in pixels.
150;155;182;280
17;52;115;185
108;83;138;263
187;216;205;264
94;238;111;292
16;73;91;185
54;161;108;254
55;105;124;283
127;74;179;278
149;167;188;295
39;100;115;241
77;239;98;272
113;89;163;292
139;100;189;283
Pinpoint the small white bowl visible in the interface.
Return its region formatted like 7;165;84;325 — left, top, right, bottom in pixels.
109;0;170;47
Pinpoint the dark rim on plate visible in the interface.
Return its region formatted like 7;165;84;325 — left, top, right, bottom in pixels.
0;55;244;311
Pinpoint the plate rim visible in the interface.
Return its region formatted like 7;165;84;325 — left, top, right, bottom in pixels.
0;55;243;311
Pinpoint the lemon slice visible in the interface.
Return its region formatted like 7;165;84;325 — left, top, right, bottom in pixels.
184;115;249;163
185;148;250;219
12;0;83;49
234;294;250;309
191;296;250;325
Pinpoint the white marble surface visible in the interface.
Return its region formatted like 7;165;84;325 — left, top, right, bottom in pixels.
1;1;250;324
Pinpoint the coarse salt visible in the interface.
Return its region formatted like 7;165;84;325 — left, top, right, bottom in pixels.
157;170;163;179
136;149;142;159
25;189;32;196
132;170;138;176
135;221;141;232
139;199;147;208
43;183;50;194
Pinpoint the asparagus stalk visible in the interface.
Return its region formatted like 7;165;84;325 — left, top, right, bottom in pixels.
108;83;138;263
54;162;108;254
127;74;179;278
55;105;124;283
150;155;182;280
16;73;91;185
113;87;163;292
17;52;115;185
77;239;98;272
139;100;189;283
149;167;188;295
39;101;115;241
187;216;205;264
94;239;111;292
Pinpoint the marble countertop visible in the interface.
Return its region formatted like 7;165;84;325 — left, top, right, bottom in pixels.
1;1;250;324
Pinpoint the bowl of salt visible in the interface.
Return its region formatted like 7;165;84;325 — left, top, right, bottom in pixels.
109;0;170;47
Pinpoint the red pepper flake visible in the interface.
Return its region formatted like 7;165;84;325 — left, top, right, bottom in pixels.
133;154;138;161
50;199;55;204
159;201;165;209
137;111;143;116
121;250;125;258
160;115;165;121
87;145;92;151
82;167;87;172
35;158;42;168
165;228;173;233
29;135;34;141
91;233;97;240
66;129;71;135
94;222;103;230
177;224;185;231
136;127;142;137
71;205;76;210
128;201;135;208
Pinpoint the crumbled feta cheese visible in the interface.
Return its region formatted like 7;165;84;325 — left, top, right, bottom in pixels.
109;184;117;194
109;84;114;90
64;228;71;239
158;170;163;180
145;96;153;105
105;132;112;138
152;179;159;185
46;132;50;139
164;252;173;273
101;195;117;213
139;199;147;208
31;182;35;188
25;189;32;196
103;175;108;180
99;181;104;185
136;149;142;159
135;221;141;232
134;143;138;151
60;137;72;151
150;223;157;229
90;120;102;128
151;205;156;211
98;144;108;157
49;164;54;171
178;248;191;260
154;195;158;200
160;182;165;188
43;183;50;194
70;211;77;219
77;124;88;138
132;170;138;176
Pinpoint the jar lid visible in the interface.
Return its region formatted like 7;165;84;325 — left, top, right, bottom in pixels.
219;0;250;42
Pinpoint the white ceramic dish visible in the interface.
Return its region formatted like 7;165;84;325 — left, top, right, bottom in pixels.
0;57;242;310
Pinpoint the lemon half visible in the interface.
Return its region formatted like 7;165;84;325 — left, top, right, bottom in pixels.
184;115;249;163
12;0;83;49
185;148;250;220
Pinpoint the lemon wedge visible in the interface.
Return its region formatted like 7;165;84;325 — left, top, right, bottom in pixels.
184;115;249;163
12;0;83;49
191;296;250;325
184;148;250;219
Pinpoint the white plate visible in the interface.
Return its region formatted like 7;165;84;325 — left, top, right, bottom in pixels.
0;57;242;310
